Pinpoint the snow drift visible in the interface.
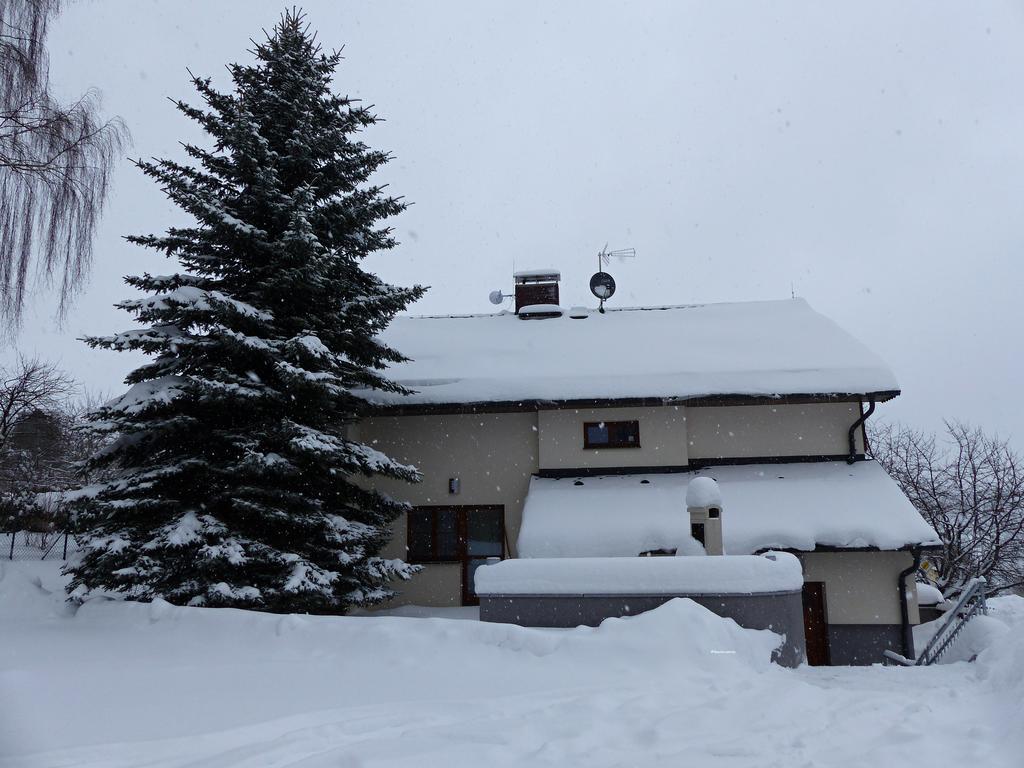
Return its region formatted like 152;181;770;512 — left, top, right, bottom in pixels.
3;561;1023;768
0;561;778;763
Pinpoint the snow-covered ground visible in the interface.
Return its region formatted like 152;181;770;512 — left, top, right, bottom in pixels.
2;560;1023;767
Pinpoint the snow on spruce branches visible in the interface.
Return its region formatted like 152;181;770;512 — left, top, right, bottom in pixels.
66;12;426;613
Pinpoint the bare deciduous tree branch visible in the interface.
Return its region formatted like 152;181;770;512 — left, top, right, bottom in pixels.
0;0;129;331
0;358;114;536
0;355;79;530
873;420;1024;597
0;355;73;454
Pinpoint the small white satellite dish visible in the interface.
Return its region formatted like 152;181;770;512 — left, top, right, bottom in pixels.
488;289;505;305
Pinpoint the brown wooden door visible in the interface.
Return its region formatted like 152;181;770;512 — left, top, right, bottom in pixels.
802;582;830;666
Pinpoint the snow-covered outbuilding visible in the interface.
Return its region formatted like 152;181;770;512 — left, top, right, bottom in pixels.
355;283;941;665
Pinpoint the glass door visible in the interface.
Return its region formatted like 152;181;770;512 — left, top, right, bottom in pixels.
461;507;505;606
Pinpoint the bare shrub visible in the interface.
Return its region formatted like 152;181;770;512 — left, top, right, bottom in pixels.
0;355;76;531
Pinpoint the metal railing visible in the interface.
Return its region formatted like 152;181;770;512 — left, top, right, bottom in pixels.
884;577;987;666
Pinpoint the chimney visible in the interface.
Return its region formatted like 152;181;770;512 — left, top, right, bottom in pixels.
513;270;560;314
686;477;724;555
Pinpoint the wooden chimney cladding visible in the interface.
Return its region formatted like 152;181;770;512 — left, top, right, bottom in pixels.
514;271;560;313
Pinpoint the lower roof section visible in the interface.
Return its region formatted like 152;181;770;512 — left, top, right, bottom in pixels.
475;552;804;596
515;460;941;558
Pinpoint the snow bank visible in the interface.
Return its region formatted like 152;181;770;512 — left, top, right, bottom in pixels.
0;561;75;621
517;460;940;557
475;552;803;595
2;562;1022;767
913;613;1010;664
556;597;783;674
911;596;1023;676
363;298;899;405
0;561;778;763
971;596;1024;756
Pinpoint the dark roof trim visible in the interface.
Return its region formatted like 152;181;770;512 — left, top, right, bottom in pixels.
367;390;901;417
691;454;861;469
764;543;944;555
535;454;866;478
538;465;690;479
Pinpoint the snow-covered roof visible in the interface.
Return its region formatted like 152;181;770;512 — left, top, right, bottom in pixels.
366;298;899;406
517;303;565;317
475;552;805;596
515;460;941;558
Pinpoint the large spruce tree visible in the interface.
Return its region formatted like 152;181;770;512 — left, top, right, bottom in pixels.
67;12;425;613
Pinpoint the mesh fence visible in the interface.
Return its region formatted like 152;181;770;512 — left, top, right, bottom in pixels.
2;530;74;560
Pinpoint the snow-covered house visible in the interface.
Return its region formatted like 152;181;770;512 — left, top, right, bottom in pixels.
355;274;941;665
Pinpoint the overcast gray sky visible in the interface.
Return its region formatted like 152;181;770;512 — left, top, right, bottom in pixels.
4;0;1023;444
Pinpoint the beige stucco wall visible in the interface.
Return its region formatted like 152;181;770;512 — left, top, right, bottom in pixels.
799;551;919;625
394;563;464;607
687;402;863;461
356;401;876;607
537;405;689;470
355;412;539;606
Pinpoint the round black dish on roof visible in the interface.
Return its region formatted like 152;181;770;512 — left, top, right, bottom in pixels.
589;271;616;300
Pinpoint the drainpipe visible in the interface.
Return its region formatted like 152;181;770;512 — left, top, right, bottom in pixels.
847;398;876;464
897;547;922;659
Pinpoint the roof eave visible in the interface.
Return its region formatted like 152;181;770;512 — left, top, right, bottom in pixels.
365;389;902;417
761;542;943;555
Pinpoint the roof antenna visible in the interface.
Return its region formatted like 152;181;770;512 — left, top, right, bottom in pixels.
597;243;636;272
590;244;635;314
483;257;519;309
